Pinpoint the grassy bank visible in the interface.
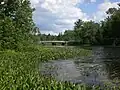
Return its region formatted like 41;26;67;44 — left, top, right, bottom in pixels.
0;46;119;90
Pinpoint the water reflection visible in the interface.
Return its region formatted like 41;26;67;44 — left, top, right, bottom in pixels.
105;61;120;80
102;47;120;80
40;47;120;85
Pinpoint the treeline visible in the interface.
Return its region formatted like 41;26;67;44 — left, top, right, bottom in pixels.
0;0;40;50
40;3;120;46
0;1;120;49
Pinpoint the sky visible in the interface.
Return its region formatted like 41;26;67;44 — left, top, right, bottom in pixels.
30;0;120;35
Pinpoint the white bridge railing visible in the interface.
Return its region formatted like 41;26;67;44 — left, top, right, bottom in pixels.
40;41;69;43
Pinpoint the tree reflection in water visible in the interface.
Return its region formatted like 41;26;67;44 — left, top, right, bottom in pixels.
103;47;120;80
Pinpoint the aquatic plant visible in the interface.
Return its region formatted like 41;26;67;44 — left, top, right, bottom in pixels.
0;46;119;89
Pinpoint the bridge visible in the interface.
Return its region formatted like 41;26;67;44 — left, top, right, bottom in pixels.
39;41;69;46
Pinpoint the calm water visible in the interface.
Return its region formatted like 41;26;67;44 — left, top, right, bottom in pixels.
40;47;120;86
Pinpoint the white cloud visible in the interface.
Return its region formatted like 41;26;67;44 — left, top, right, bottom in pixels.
92;1;120;21
30;0;119;35
104;0;110;2
41;30;58;35
98;1;119;11
31;0;90;35
91;0;96;3
80;0;96;4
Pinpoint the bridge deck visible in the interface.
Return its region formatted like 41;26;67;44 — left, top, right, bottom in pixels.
40;41;69;43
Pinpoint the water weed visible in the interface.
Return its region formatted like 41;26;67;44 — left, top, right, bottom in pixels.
0;46;119;89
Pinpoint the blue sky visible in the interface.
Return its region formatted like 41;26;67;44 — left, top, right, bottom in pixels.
79;0;119;15
30;0;120;35
78;1;102;15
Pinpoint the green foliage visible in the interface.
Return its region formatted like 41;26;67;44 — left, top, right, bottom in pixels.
0;1;120;89
74;20;101;45
0;0;35;49
30;26;41;44
102;5;120;45
40;34;57;41
0;46;92;89
0;46;119;89
62;30;75;41
74;19;83;30
0;16;21;49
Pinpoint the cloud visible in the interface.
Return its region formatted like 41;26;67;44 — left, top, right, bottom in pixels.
31;0;90;35
91;0;96;3
83;0;96;3
41;30;58;35
92;1;120;21
30;0;119;35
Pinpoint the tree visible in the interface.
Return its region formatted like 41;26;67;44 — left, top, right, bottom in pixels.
0;17;17;49
57;33;63;40
106;8;117;15
74;20;100;44
102;4;120;45
31;27;41;35
74;19;83;30
82;21;100;44
0;0;35;49
30;26;41;43
63;30;75;41
74;19;84;42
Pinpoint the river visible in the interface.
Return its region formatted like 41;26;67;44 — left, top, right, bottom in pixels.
40;46;120;86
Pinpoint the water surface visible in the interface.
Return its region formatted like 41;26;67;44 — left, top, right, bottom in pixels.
40;46;120;85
